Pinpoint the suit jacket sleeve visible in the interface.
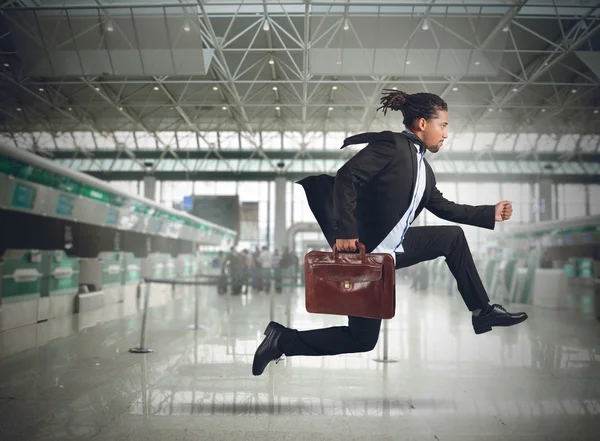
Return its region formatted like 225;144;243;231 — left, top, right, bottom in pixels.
333;142;395;239
426;185;496;230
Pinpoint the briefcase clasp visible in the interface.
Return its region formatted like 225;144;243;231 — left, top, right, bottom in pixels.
344;280;351;289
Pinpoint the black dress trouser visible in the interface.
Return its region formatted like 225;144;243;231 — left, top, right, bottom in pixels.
278;225;490;357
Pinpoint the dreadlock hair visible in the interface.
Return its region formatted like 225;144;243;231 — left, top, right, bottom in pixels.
377;90;448;128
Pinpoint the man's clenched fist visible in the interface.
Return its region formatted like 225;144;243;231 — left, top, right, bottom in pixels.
495;200;513;222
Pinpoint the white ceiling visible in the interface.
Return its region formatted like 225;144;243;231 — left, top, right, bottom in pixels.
0;1;598;180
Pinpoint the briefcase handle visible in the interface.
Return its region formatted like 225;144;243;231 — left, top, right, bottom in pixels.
332;241;366;261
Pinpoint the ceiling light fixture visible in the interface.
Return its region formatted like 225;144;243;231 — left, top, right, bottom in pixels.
406;61;411;65
422;18;429;31
502;26;509;32
106;20;114;32
95;87;100;91
512;88;518;92
263;19;270;32
183;20;191;32
594;110;599;114
332;86;338;90
38;88;44;92
571;89;577;93
118;106;123;111
392;87;398;90
153;86;159;91
272;86;278;91
488;108;494;112
275;106;280;110
3;63;9;67
213;86;218;91
222;106;228;110
268;55;275;65
328;107;333;111
474;61;480;65
16;107;22;112
343;18;349;31
452;87;458;91
541;108;546;112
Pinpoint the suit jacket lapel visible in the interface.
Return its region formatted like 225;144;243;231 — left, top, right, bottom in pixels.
393;133;417;202
415;163;433;216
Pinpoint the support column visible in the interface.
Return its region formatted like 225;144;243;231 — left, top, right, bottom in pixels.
274;177;287;252
539;179;553;222
141;176;157;293
144;176;157;201
554;181;560;220
530;182;536;223
585;184;591;216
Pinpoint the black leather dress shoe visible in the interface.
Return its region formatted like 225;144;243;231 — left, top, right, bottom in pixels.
472;304;528;335
252;321;285;376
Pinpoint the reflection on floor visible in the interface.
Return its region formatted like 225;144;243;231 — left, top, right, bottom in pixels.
1;280;599;441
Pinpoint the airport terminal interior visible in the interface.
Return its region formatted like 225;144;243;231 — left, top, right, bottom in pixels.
0;1;599;440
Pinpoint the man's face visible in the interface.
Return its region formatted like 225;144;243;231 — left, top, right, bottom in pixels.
421;110;449;153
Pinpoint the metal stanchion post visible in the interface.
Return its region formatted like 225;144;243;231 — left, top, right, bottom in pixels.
194;327;199;365
188;274;208;331
130;281;154;354
269;270;275;322
285;287;291;328
373;319;397;363
285;270;292;328
194;279;199;327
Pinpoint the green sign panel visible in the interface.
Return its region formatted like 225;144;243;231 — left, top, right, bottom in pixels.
1;154;233;240
106;207;119;226
82;185;109;203
12;182;36;209
56;194;75;216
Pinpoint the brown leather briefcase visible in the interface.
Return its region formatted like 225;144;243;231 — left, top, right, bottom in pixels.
304;243;396;319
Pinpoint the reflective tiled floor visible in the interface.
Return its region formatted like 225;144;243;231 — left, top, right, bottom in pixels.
1;281;599;441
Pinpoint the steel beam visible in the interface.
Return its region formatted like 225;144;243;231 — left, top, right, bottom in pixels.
82;170;600;184
45;148;600;163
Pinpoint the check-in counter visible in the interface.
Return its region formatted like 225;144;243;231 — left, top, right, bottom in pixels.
47;250;79;319
0;250;44;331
489;214;600;313
122;252;141;302
100;252;124;305
0;142;237;331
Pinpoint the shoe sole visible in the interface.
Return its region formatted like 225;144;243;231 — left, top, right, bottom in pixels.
474;313;528;335
474;325;492;335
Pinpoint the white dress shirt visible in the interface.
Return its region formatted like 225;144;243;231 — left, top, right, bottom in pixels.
371;139;426;263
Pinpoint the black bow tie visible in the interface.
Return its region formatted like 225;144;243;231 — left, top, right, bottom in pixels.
402;131;425;154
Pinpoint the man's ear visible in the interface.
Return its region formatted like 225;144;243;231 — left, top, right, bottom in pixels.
418;117;427;131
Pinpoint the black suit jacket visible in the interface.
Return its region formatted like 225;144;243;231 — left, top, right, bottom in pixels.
297;131;496;253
